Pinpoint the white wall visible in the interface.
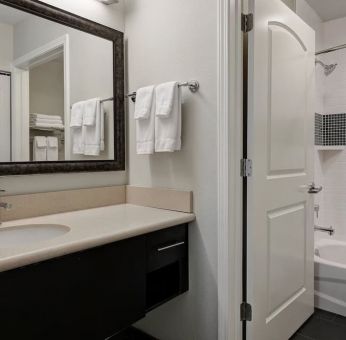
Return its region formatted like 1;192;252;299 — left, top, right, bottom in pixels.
29;59;64;118
281;0;296;11
0;0;126;194
125;1;218;339
323;17;346;51
0;22;13;71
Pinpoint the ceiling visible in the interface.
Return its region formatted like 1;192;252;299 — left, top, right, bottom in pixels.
0;4;30;25
306;0;346;22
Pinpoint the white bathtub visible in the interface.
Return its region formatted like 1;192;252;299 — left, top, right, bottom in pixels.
315;239;346;316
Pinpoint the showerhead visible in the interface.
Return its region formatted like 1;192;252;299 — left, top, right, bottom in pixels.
324;63;338;76
315;59;338;76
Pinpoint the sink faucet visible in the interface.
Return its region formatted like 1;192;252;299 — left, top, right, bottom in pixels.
314;225;335;236
0;189;12;225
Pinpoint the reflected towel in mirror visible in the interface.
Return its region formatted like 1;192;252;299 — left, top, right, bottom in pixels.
33;136;47;161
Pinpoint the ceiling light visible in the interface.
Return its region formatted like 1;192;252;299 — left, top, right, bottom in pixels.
97;0;119;4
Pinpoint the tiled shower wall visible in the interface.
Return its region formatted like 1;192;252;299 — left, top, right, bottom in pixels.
314;17;346;241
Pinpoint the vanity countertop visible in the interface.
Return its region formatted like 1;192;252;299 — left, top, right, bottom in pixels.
0;204;195;273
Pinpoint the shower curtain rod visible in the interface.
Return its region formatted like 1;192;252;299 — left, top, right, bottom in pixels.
316;43;346;56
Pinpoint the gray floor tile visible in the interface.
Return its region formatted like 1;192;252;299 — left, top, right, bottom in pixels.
298;316;346;340
290;333;315;340
314;308;337;322
332;314;346;328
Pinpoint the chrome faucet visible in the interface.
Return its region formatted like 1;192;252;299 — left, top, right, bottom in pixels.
314;225;335;236
0;189;12;225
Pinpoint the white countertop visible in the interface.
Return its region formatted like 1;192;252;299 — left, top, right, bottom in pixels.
0;204;195;273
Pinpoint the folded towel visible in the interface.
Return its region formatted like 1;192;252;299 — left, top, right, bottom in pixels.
70;102;84;127
46;136;59;161
134;85;155;120
30;118;63;125
30;113;62;121
155;81;178;118
83;98;100;126
84;100;104;156
155;83;181;152
136;92;155;155
33;136;47;161
70;101;85;154
30;122;64;130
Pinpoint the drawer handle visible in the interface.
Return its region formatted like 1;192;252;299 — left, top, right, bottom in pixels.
157;241;185;252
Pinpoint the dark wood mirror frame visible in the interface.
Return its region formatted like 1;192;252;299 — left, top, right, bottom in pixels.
0;0;125;176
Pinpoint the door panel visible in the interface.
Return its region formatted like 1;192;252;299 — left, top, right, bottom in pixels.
269;22;307;174
247;0;315;339
268;204;306;315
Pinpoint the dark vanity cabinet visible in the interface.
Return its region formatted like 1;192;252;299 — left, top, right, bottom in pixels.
0;224;188;340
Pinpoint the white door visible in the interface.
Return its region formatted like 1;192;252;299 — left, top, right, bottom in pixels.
247;0;315;339
0;73;11;162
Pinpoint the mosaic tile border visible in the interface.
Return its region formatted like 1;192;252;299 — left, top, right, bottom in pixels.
315;113;346;146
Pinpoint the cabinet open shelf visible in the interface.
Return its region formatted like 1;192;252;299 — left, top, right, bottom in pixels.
30;127;64;132
316;146;345;151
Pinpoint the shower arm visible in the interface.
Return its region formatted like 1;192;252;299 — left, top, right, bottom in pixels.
315;59;327;68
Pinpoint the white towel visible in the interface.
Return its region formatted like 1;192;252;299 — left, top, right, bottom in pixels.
155;81;178;118
46;136;59;161
100;103;105;151
30;118;63;125
33;136;47;161
30;122;64;130
31;113;62;121
84;100;104;156
83;98;100;126
155;83;181;152
134;86;155;120
136;90;155;155
70;101;85;154
70;102;84;127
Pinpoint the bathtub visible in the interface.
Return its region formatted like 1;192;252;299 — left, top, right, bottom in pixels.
315;239;346;316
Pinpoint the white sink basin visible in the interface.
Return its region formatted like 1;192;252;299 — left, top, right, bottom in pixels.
0;224;70;247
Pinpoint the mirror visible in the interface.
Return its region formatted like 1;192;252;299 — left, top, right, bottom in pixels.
0;0;124;175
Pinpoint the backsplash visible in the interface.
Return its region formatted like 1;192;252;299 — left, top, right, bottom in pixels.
315;113;346;146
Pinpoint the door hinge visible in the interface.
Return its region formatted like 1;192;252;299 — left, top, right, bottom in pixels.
240;302;252;322
241;159;253;177
241;13;254;33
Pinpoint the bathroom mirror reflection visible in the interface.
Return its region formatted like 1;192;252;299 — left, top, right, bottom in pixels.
0;4;115;163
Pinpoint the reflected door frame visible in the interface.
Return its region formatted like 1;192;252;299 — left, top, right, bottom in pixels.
11;34;70;162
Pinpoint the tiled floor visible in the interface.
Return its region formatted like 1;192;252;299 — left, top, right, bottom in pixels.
290;309;346;340
111;310;346;340
109;327;157;340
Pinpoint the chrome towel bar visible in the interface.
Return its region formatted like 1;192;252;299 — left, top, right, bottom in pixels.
127;80;200;103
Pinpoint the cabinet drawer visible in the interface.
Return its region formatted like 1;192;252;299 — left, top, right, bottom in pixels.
146;224;188;272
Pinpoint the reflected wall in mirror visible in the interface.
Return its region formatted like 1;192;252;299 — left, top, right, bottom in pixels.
0;1;124;173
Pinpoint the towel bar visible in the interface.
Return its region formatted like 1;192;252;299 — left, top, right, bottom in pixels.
126;80;199;103
70;97;113;109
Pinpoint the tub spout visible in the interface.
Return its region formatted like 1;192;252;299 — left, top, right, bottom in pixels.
314;225;335;236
